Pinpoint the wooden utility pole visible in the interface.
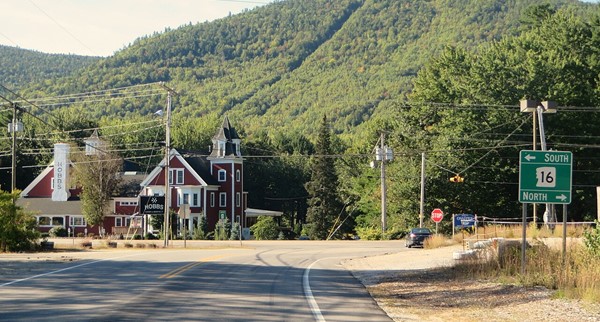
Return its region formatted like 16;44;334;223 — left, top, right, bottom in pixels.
160;83;177;247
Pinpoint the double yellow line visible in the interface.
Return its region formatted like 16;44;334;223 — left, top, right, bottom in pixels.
159;254;228;279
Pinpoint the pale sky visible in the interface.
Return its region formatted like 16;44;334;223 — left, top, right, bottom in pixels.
0;0;275;57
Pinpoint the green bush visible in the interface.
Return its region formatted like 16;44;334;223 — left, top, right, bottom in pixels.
583;221;600;257
49;226;68;237
250;216;279;240
230;221;240;240
214;218;230;240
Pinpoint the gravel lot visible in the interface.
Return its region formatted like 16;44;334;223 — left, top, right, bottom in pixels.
342;245;600;322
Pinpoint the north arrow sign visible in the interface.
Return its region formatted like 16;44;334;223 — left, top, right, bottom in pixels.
519;150;572;204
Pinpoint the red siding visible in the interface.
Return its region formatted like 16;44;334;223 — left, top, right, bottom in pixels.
27;171;53;197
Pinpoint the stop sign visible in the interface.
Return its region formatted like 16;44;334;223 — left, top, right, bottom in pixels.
431;208;444;223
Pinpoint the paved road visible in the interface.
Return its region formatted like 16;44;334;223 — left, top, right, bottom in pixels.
0;241;404;321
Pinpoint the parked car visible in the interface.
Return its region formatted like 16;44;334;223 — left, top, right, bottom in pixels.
405;227;432;248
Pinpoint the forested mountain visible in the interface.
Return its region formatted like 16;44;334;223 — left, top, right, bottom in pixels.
2;0;599;238
9;0;593;136
0;45;100;88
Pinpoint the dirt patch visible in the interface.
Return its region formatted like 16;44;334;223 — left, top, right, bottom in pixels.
344;247;600;322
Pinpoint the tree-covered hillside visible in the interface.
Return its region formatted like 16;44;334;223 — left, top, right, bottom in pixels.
0;46;100;89
9;0;594;137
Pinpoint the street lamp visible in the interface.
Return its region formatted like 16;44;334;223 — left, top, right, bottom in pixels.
520;100;557;223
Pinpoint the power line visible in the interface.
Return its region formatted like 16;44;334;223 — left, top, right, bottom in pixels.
28;0;97;56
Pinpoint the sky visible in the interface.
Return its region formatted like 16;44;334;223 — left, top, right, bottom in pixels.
0;0;275;57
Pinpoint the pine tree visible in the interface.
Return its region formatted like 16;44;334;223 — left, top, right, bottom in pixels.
305;115;343;240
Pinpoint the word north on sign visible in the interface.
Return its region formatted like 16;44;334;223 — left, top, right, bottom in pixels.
519;150;572;204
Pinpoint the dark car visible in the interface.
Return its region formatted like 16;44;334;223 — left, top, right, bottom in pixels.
405;227;432;248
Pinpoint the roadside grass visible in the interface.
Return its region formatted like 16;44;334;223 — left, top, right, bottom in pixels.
424;234;456;249
452;224;600;303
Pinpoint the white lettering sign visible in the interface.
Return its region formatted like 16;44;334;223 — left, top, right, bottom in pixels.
52;143;70;201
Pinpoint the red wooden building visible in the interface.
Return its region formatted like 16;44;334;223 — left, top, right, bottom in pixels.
17;116;268;238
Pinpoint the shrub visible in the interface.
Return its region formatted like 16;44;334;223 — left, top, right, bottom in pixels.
251;216;279;240
230;221;240;240
277;231;286;240
583;221;600;257
355;226;381;240
49;226;68;237
193;226;205;240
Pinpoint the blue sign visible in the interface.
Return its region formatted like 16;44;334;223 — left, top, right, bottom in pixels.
454;214;476;229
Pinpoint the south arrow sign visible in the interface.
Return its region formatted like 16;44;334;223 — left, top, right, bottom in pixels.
518;150;572;204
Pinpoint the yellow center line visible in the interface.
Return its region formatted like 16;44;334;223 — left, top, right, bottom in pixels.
159;254;230;279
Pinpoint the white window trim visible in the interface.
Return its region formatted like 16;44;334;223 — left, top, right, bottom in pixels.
177;169;184;184
219;192;227;207
192;193;199;207
169;169;184;185
236;169;241;182
218;169;227;182
210;192;215;207
37;216;65;227
236;192;241;207
69;216;87;227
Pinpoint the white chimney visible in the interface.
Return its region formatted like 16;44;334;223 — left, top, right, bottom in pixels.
52;143;71;201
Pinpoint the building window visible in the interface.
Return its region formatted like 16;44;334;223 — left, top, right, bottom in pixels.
236;192;241;207
219;141;226;156
192;193;199;207
219;192;227;207
115;217;123;227
169;169;184;185
182;193;189;205
236;169;241;182
38;216;51;226
177;170;184;184
119;201;138;206
218;169;226;182
210;193;215;207
51;177;54;189
69;216;86;227
37;216;65;227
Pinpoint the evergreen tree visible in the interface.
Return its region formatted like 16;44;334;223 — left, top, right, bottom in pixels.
305;115;343;240
0;190;40;252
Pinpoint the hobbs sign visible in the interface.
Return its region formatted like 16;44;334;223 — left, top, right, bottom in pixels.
140;196;165;215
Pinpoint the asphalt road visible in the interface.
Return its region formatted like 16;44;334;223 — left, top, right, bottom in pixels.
0;241;404;321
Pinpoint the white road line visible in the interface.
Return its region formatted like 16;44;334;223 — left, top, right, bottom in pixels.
0;252;148;288
303;258;326;322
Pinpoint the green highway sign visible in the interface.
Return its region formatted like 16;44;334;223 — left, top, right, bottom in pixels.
519;150;572;204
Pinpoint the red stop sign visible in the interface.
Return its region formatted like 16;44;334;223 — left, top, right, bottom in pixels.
431;208;444;223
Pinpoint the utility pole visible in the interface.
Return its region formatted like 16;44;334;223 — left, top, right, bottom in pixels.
9;103;23;193
160;83;176;247
380;132;387;235
373;132;393;237
419;152;425;228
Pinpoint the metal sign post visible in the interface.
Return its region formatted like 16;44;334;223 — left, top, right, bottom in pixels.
519;149;573;275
